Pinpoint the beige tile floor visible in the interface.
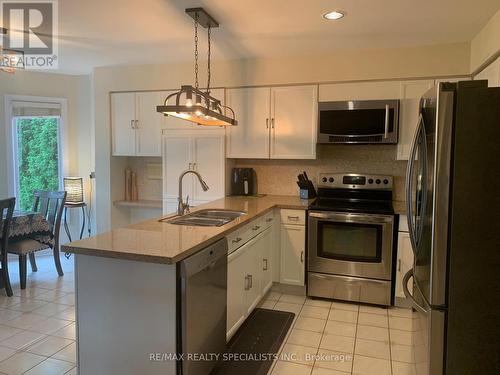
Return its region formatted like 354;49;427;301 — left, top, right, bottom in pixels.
0;255;75;375
260;291;418;375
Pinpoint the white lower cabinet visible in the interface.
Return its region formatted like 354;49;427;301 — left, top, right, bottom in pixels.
279;210;306;286
395;216;414;300
226;216;275;340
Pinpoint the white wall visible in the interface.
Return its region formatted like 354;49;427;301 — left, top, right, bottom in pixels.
91;42;471;232
471;8;500;73
0;70;92;242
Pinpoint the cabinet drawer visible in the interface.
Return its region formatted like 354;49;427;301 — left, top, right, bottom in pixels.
261;210;276;230
227;226;251;254
399;215;409;232
280;209;305;225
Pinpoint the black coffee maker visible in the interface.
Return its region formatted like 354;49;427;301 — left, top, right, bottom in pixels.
231;168;257;196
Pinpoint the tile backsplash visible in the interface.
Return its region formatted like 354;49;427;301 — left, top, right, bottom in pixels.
234;145;407;201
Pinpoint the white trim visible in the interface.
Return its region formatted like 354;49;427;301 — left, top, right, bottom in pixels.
4;95;69;207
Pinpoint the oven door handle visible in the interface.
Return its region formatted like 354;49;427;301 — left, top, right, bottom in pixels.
402;269;426;314
309;211;393;225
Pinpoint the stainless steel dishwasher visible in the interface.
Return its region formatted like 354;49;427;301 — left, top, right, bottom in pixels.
180;238;228;375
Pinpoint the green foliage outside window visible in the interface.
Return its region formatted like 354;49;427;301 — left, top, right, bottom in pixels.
16;117;60;211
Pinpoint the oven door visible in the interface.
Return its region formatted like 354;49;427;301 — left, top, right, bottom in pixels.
308;211;394;280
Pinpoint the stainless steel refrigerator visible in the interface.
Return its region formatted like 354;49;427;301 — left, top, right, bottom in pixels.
403;80;500;375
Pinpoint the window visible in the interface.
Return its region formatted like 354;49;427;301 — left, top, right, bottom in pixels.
5;97;66;211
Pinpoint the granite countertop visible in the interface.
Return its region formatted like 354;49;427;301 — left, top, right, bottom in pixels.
62;195;311;264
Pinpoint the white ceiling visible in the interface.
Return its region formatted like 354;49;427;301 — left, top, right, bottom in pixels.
47;0;500;74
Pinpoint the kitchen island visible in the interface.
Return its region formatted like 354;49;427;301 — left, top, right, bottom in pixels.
63;195;309;375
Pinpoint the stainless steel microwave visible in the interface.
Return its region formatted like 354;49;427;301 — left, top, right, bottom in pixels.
318;99;399;144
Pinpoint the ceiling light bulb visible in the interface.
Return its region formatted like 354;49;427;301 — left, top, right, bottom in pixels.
185;98;193;107
195;110;202;116
323;11;345;20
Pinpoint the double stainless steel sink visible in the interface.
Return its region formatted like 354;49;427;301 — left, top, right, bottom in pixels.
161;209;247;227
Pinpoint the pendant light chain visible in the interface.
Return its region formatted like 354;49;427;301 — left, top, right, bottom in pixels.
207;25;211;95
194;13;199;90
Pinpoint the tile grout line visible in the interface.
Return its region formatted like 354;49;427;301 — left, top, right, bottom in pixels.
350;304;360;374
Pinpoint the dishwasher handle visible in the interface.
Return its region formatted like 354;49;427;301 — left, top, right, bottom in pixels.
180;238;228;278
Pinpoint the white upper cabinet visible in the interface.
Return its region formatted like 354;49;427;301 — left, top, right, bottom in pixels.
226;87;271;158
162;88;226;131
319;81;401;101
397;80;434;160
136;91;164;156
474;57;500;87
270;85;318;159
111;93;137;156
111;91;163;156
162;130;225;205
226;85;318;159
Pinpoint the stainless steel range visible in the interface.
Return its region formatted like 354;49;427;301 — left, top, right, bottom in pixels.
307;173;395;306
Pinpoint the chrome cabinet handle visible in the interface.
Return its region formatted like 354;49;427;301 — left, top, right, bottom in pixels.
232;237;242;244
249;274;253;289
384;104;389;139
130;119;135;129
266;118;269;129
263;258;268;271
192;162;197;170
265;218;273;223
288;216;300;221
402;269;426;313
252;225;261;231
300;251;304;263
398;259;401;272
271;118;275;129
244;275;250;290
135;120;139;129
188;163;192;170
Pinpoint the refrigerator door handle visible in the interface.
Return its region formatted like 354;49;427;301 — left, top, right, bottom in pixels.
405;114;423;254
402;268;427;314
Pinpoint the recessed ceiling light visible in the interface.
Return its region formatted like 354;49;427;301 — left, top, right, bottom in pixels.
323;11;345;20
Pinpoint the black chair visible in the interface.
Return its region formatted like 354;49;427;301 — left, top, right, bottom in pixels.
0;197;16;296
8;191;67;289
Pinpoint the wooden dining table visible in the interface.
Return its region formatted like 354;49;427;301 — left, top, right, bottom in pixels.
0;211;54;246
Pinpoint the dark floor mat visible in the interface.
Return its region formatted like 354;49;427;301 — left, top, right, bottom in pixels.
213;308;295;375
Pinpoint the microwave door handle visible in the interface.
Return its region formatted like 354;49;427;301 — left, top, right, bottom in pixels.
402;269;426;314
406;114;423;254
384;104;390;139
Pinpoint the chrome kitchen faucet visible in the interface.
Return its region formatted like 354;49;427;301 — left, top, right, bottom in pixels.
177;170;209;215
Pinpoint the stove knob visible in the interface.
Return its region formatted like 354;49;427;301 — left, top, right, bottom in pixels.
329;177;334;183
322;177;327;183
383;179;389;185
368;178;374;184
375;179;381;184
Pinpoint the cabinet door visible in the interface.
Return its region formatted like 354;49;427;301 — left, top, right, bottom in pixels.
395;232;414;299
136;91;163;156
397;80;434;160
162;135;193;200
111;92;136;156
270;85;317;159
474;58;500;87
227;245;247;340
319;81;401;101
280;224;305;286
260;227;273;295
192;133;225;201
243;234;263;315
226;87;271;158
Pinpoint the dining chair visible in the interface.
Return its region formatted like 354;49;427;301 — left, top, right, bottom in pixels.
0;197;16;296
8;190;67;289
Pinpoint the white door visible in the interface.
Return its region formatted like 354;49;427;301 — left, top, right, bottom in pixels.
136;91;163;156
162;135;193;200
227;244;249;340
395;231;414;299
397;80;434;160
243;234;263;315
192;132;225;202
280;224;305;286
226;87;271;158
111;92;136;156
270;85;317;159
260;227;273;295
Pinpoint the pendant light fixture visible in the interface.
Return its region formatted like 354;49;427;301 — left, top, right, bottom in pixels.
157;8;237;127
